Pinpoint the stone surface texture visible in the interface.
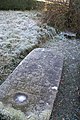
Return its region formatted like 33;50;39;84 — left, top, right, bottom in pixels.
0;48;63;120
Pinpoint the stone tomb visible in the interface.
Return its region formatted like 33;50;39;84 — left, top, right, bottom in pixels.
0;48;63;120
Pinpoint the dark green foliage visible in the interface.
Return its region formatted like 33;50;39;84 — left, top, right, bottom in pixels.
0;114;10;120
0;0;39;10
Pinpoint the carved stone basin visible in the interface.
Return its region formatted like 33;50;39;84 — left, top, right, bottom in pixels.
13;92;28;104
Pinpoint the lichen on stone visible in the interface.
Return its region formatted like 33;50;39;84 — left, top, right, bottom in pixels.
39;109;51;120
0;101;27;120
0;101;52;120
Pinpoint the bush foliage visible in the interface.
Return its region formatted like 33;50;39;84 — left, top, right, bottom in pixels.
0;0;44;10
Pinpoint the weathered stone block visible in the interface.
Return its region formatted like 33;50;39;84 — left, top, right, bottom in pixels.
0;48;63;120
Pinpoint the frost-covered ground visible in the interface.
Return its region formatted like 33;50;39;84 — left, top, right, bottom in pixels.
0;10;56;82
0;10;54;57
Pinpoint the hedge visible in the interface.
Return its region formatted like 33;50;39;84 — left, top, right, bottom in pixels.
0;0;44;10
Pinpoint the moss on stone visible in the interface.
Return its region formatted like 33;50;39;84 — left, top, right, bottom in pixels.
0;102;26;120
0;101;52;120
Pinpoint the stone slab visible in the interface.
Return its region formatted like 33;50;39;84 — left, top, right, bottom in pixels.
0;48;63;120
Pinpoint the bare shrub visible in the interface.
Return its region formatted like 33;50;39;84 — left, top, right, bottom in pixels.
43;0;69;32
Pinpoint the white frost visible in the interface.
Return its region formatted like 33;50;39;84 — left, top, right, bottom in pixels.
0;11;56;57
51;86;58;90
15;95;26;103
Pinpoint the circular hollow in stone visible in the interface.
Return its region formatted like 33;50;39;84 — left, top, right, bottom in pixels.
13;92;28;104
